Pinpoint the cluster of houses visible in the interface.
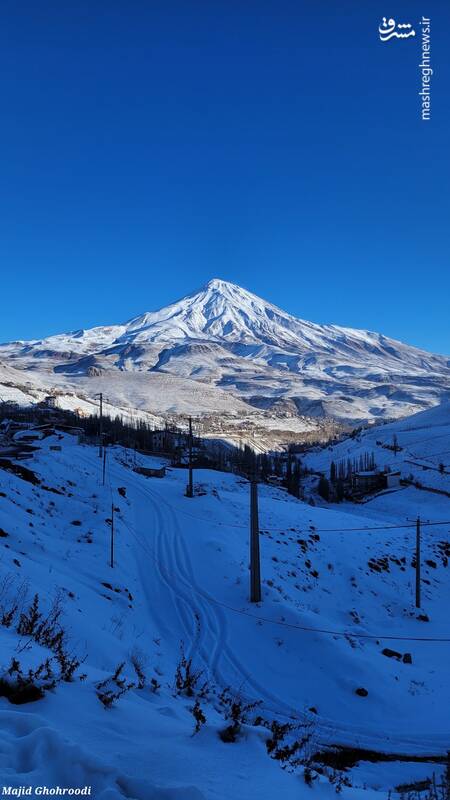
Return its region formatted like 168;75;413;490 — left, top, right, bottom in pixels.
325;452;402;500
351;468;401;496
1;399;406;502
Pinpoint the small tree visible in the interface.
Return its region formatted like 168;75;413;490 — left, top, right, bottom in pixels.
393;434;399;455
318;476;330;502
442;751;450;799
335;479;345;503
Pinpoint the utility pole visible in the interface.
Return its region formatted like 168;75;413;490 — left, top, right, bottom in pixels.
249;475;261;603
186;416;194;498
110;503;114;568
407;514;427;609
415;516;421;608
98;392;103;458
102;447;107;486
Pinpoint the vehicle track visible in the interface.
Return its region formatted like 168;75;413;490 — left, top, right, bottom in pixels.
128;477;328;724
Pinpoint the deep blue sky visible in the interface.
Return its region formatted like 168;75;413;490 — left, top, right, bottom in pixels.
1;1;449;353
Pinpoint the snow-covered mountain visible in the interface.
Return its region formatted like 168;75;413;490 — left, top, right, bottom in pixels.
2;278;450;424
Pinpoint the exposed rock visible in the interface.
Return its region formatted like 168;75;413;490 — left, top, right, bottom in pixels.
382;648;402;661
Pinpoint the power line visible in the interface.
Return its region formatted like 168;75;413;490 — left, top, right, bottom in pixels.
202;596;450;643
118;503;450;645
79;432;450;533
108;473;450;533
78;448;450;642
305;519;450;533
84;444;450;535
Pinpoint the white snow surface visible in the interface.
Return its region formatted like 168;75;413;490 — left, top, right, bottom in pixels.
0;412;449;795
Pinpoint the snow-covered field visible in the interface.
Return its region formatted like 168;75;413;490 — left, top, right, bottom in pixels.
0;415;449;796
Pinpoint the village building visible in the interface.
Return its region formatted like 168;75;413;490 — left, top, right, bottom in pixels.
351;470;387;496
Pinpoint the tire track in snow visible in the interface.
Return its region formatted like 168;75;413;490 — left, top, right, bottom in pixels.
133;486;192;648
138;481;307;722
104;462;328;726
150;495;207;662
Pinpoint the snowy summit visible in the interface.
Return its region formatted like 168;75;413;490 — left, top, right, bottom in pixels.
1;279;449;424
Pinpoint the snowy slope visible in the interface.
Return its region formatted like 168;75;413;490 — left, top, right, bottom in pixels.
0;431;449;795
304;402;450;501
0;360;166;429
1;279;449;425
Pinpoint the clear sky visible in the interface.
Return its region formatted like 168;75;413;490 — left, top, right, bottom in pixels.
1;1;449;354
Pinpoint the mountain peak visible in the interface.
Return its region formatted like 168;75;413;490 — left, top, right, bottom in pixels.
199;277;252;299
121;277;298;346
1;278;449;424
203;277;233;291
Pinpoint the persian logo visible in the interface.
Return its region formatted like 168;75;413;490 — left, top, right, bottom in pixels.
379;17;416;41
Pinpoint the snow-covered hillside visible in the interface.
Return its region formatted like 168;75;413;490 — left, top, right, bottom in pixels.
0;427;449;796
1;279;449;427
304;402;450;505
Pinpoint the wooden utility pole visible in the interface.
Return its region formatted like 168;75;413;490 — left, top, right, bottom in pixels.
415;516;421;608
110;503;114;568
186;416;193;498
102;447;107;486
249;476;261;603
98;392;103;458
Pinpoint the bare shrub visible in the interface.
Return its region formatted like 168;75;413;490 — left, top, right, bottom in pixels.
17;592;65;652
218;688;261;743
96;662;135;709
174;644;206;698
55;645;86;682
0;656;56;704
0;577;28;628
190;700;206;734
130;648;147;690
